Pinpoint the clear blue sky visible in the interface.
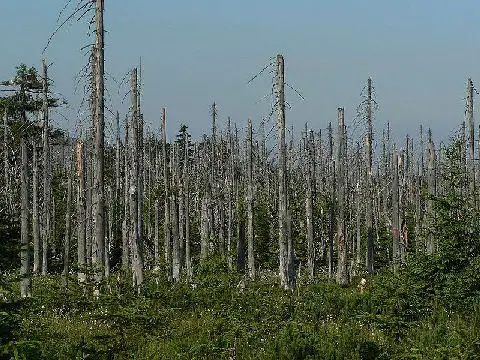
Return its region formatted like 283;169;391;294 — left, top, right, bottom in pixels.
2;0;479;148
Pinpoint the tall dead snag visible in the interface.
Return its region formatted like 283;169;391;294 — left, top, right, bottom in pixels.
276;54;294;289
20;138;30;297
365;78;374;273
129;68;144;287
305;127;315;279
183;129;192;280
137;113;144;262
426;129;436;254
336;108;348;285
161;108;171;277
41;59;51;276
210;103;218;252
172;144;181;282
226;118;233;270
122;118;130;272
76;141;86;282
32;142;41;275
392;150;400;273
63;159;73;287
154;199;159;267
355;142;362;272
92;0;105;281
467;78;475;204
246;119;255;279
115;111;121;260
234;125;245;272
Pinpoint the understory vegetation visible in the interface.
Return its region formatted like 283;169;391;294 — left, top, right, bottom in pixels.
1;264;480;360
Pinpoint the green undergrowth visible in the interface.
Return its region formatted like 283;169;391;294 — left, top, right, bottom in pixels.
1;261;480;360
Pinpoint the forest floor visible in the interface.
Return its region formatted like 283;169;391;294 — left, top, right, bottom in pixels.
1;260;480;360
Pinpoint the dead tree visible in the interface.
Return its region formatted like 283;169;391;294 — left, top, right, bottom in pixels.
426;129;436;254
305;127;315;279
162;108;171;277
20;138;30;297
92;0;106;282
63;160;73;287
122;118;130;272
336;108;348;285
328;122;335;278
32;142;41;274
129;68;144;287
365;78;374;273
246;119;255;278
467;78;475;204
392;150;400;273
276;54;294;289
76;141;86;282
41;59;51;276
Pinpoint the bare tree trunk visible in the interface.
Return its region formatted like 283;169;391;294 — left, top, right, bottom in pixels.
365;78;374;274
200;196;209;261
32;142;41;275
210;103;217;248
184;130;192;280
105;186;112;278
76;141;86;282
154;199;159;267
276;55;294;289
246;119;255;278
227;118;233;270
426;129;436;254
467;78;475;204
129;68;143;287
92;0;106;283
86;143;93;268
305;127;315;279
172;144;180;282
63;165;72;287
20;138;30;297
122;118;130;272
115;111;121;267
392;150;400;273
137;114;144;263
336;108;348;285
328;122;335;278
41;59;51;276
162;108;171;278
